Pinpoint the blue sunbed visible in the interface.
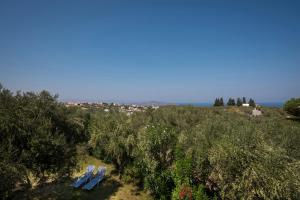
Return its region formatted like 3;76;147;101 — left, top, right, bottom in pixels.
71;165;95;188
82;167;106;190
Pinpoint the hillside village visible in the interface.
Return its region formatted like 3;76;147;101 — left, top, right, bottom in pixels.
65;102;159;115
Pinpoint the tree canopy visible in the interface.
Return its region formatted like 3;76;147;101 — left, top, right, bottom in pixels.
0;85;89;199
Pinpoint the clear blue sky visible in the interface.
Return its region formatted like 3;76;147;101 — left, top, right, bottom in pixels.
0;0;299;103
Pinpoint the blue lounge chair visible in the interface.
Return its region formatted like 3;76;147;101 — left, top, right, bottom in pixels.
71;165;95;188
82;167;106;190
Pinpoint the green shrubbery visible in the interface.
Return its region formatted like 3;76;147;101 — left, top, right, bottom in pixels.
89;105;300;199
2;83;300;199
0;85;90;199
284;98;300;117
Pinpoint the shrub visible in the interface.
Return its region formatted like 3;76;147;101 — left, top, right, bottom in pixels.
284;98;300;117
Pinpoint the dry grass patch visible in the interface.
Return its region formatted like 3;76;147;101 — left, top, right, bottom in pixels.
14;156;151;200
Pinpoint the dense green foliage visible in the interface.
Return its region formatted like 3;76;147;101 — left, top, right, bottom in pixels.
0;85;90;199
284;98;300;117
89;105;300;199
1;84;300;200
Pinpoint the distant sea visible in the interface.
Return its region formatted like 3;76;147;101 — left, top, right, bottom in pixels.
177;102;283;108
257;102;283;108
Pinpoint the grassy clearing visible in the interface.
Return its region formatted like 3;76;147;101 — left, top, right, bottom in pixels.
15;156;151;200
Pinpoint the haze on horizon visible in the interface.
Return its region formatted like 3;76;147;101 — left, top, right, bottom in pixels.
0;0;299;103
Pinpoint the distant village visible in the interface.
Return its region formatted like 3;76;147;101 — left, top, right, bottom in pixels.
64;100;263;117
64;102;159;116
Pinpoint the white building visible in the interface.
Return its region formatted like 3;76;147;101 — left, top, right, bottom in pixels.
242;103;249;107
252;108;262;116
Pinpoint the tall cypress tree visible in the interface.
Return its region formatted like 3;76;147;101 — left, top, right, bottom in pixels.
242;97;247;104
232;98;236;106
227;98;232;106
214;98;225;106
214;98;219;106
227;98;235;106
249;98;256;107
220;97;224;106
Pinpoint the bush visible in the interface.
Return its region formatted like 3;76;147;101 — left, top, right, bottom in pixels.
193;184;209;200
284;98;300;116
0;162;23;199
145;170;174;200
